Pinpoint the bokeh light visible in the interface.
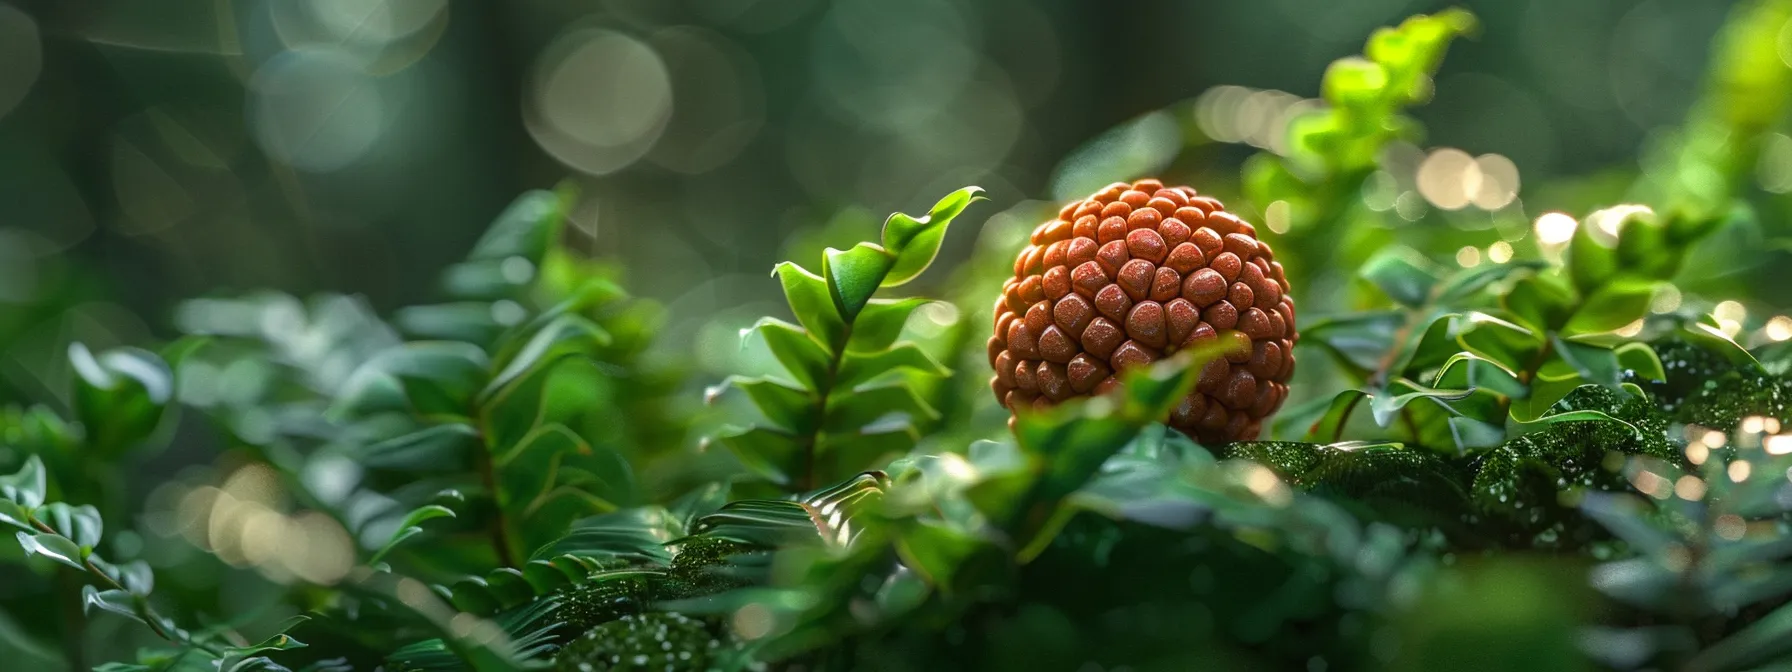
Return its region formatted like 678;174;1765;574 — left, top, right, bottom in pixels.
1196;86;1318;155
249;48;387;172
1416;148;1521;211
3;3;1792;670
527;28;673;176
307;0;447;46
1456;246;1481;267
1534;212;1578;245
1472;154;1521;210
1488;241;1514;264
172;464;356;585
1715;300;1748;337
1651;285;1683;314
1765;315;1792;342
1417;148;1478;210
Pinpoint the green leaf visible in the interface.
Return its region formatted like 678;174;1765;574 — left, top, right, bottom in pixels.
849;298;929;353
1369;380;1475;428
1551;336;1623;389
334;342;491;418
474;568;533;608
1323;57;1391;109
361;423;480;472
477;348;603;454
496;424;633;522
1455;312;1545;370
531;508;677;564
825;383;939;432
1567;214;1617;295
1580;491;1677;556
34;503;101;549
880;186;984;287
1366;10;1476;77
109;559;155;595
1509;408;1640;440
774;262;847;353
1434;260;1548;304
748;318;831;391
667;482;729;531
517;276;628;333
1563;279;1657;335
822;243;896;323
393;302;506;344
806;472;888;532
712;377;818;433
17;531;84;569
1444;416;1508;450
81;586;146;625
222;627;309;660
1503;276;1577;333
1271;394;1343;441
687;500;824;548
1423;385;1508;426
1614;342;1665;382
482;314;611;400
1612;208;1679;280
1394;311;1460;376
1000;354;1208;544
0;455;46;528
712;426;803;486
1689;597;1792;672
442;258;534;300
520;555;610;594
372;504;457;564
466;189;564;262
1509;366;1591;422
69;343;172;456
892;519;990;592
836;343;948;388
821;423;922;478
1432;352;1526;399
1301;311;1404;375
1682;322;1759;368
1360;248;1440;307
513;558;581;597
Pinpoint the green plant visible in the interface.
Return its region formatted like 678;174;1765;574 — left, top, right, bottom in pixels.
708;187;982;493
9;5;1792;672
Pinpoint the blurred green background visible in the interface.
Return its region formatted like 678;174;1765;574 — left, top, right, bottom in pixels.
7;4;1792;670
0;0;1771;400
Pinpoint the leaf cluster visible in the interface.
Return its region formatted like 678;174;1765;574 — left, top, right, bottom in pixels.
710;187;983;492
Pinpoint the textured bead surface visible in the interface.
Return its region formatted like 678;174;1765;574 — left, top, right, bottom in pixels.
989;179;1297;444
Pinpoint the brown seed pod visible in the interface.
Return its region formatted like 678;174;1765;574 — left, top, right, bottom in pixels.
989;179;1297;444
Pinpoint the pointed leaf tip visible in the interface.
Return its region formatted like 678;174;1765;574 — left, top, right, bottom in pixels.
880;186;985;288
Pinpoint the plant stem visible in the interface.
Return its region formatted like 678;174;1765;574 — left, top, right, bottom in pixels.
798;324;853;493
1516;337;1556;386
1335;301;1433;444
28;515;201;650
1496;332;1559;422
473;435;519;567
